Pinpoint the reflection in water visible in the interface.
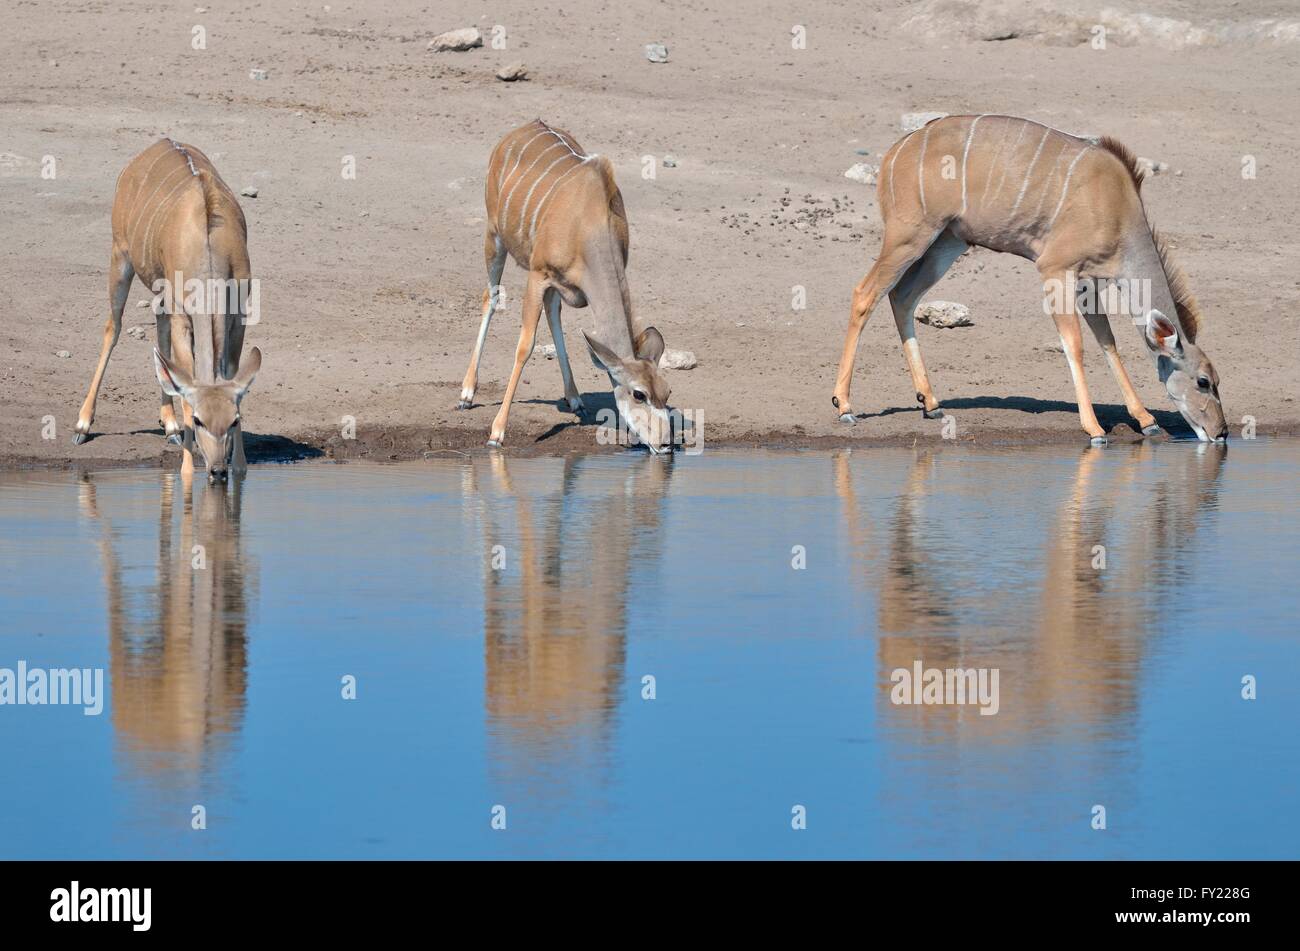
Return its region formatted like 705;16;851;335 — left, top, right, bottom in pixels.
842;443;1227;741
4;439;1285;858
471;453;673;804
79;471;253;794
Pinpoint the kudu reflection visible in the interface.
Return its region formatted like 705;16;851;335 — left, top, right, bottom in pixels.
470;453;672;794
833;444;1226;737
80;471;253;784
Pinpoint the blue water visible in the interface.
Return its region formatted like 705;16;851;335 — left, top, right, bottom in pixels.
0;441;1297;859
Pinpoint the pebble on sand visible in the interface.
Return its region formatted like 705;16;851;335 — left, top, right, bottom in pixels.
916;301;973;329
901;111;947;133
663;155;678;168
1137;156;1173;176
125;326;147;340
660;349;698;370
55;350;71;358
240;186;259;198
428;27;483;52
496;62;528;82
249;68;268;80
645;43;669;63
844;163;876;185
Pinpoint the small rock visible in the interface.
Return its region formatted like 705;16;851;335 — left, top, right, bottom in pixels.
662;154;678;168
534;344;557;360
428;27;483;52
249;68;267;80
496;62;528;82
195;6;207;13
901;111;947;133
645;42;669;63
660;348;697;370
1137;156;1172;176
844;163;877;185
916;301;972;329
240;185;258;197
55;349;71;358
125;325;147;340
137;299;151;308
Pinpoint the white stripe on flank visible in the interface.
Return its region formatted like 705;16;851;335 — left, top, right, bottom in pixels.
979;119;1011;207
918;126;931;215
128;144;173;207
128;164;187;252
1010;128;1051;215
517;153;576;238
500;129;549;192
139;174;194;275
1033;142;1070;218
529;156;593;239
959;115;985;215
1047;146;1091;228
499;140;567;232
888;129;919;209
989;120;1029;205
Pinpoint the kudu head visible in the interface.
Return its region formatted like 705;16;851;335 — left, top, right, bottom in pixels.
584;327;673;453
153;347;262;481
1142;310;1226;442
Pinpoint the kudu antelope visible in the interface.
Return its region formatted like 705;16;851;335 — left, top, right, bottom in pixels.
73;139;262;481
457;119;673;452
833;115;1227;443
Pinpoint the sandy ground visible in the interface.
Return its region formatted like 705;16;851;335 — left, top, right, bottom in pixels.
3;0;1298;467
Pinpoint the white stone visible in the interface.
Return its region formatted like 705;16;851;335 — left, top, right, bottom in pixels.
660;349;697;370
844;163;877;185
428;27;483;52
645;43;669;63
916;300;972;328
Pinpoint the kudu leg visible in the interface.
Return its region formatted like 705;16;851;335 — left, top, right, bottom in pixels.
1082;311;1160;435
1042;268;1107;444
458;231;508;409
832;229;939;421
889;228;969;417
544;287;583;413
487;273;545;447
168;311;198;476
74;245;134;443
155;308;182;441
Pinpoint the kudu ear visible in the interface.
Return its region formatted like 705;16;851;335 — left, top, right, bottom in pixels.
633;326;665;366
1144;310;1181;355
230;346;262;398
583;332;628;383
153;348;195;399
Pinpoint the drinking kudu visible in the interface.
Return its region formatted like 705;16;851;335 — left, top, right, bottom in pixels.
74;139;262;480
457;120;673;452
833;115;1227;443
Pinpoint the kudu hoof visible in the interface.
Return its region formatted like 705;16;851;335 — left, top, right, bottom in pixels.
922;406;945;419
486;438;504;449
1141;424;1164;438
838;413;856;424
456;399;473;410
72;430;88;446
1090;435;1109;447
